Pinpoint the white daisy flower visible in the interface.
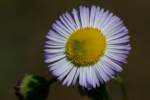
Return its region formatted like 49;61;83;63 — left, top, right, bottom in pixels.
44;6;131;88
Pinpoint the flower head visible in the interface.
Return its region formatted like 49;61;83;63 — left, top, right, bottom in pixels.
45;6;131;88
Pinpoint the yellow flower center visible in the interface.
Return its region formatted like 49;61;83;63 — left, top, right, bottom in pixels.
65;28;106;67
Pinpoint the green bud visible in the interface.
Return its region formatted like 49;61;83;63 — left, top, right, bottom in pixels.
15;74;49;100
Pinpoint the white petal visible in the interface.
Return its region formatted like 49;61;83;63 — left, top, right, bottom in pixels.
91;67;100;87
63;66;77;86
102;56;123;72
82;7;87;27
93;7;100;28
107;30;128;41
105;51;127;63
79;67;83;86
58;63;73;81
63;13;77;31
79;6;86;27
52;23;70;38
96;61;110;82
67;67;77;86
79;67;88;87
100;60;115;77
46;35;66;43
86;67;93;87
105;21;123;35
100;62;114;79
72;68;80;85
82;7;86;27
45;41;65;46
45;44;64;49
108;44;131;50
84;68;88;87
82;67;87;87
106;48;129;54
45;52;64;58
93;65;104;84
89;6;96;27
47;30;67;41
84;7;90;27
72;9;81;29
45;53;65;63
59;16;74;33
102;16;120;33
52;62;70;76
108;26;128;37
107;36;130;44
101;12;113;29
98;10;109;28
56;20;71;35
94;8;104;28
44;48;64;53
50;58;68;70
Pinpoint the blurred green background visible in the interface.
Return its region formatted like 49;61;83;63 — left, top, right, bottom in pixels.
0;0;150;100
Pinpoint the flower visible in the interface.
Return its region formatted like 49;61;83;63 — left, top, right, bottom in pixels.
44;6;131;88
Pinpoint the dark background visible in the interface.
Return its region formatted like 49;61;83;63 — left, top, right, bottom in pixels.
0;0;150;100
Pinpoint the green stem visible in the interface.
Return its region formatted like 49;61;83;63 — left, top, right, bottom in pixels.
115;76;128;100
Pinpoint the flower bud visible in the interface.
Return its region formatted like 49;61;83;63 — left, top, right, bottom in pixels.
15;74;49;100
